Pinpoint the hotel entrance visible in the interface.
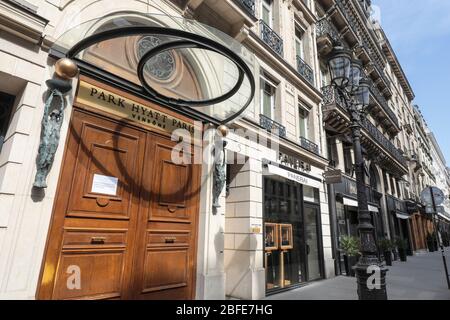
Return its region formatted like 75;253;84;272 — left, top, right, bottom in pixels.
38;79;202;299
36;11;255;300
263;176;323;293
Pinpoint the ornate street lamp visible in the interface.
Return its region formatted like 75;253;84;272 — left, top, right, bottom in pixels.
327;45;388;300
328;44;352;89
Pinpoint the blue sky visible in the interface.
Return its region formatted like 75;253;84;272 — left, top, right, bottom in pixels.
373;0;450;164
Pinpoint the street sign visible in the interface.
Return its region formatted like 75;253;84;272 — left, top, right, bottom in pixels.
421;187;445;207
323;169;343;184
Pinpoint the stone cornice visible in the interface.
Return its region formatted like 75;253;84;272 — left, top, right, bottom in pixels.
379;29;415;101
0;0;48;45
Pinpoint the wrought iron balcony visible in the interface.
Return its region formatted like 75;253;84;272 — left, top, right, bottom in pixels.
387;195;408;214
316;18;340;43
300;136;320;155
366;187;382;204
360;118;408;168
260;114;286;138
335;175;381;205
334;175;357;197
296;55;315;86
321;85;344;106
335;0;386;79
259;20;283;57
233;0;256;17
321;85;408;169
335;0;359;38
368;79;400;129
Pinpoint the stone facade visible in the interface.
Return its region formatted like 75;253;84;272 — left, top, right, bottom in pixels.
0;0;449;300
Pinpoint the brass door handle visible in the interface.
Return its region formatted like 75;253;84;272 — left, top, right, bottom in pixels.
91;237;106;244
164;237;176;244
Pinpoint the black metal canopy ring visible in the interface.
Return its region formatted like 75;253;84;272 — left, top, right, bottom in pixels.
137;40;244;107
66;26;255;124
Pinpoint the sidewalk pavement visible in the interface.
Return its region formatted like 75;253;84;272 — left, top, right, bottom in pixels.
265;249;450;300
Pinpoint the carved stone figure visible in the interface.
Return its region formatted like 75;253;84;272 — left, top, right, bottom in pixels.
33;89;65;188
212;139;227;212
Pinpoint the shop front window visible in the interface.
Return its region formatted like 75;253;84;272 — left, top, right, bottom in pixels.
263;176;323;292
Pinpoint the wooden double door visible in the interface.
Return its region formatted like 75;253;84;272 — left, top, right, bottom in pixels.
38;107;201;300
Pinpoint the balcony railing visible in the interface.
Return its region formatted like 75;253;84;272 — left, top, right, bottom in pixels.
260;114;287;138
259;20;283;56
387;195;408;214
360;118;408;168
334;175;357;197
296;55;315;86
321;85;407;168
233;0;256;16
366;187;382;204
321;85;344;106
316;18;340;43
300;136;320;155
335;0;386;78
335;175;381;205
367;79;399;128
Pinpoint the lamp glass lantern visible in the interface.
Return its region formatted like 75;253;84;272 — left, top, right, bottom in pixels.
354;78;371;111
348;59;363;93
327;45;352;89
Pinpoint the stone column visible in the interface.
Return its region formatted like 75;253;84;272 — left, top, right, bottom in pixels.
196;128;226;300
224;157;265;300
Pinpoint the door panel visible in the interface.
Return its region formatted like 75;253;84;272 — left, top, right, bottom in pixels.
149;139;193;222
304;205;322;281
67;121;140;220
143;248;189;291
39;109;146;300
132;133;199;299
39;103;200;300
52;250;125;300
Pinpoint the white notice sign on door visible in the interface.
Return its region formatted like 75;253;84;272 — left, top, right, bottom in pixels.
91;174;119;196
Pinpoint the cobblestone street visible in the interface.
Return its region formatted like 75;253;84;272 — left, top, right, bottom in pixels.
266;249;450;300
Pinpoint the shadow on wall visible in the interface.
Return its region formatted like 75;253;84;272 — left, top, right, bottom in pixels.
225;232;262;299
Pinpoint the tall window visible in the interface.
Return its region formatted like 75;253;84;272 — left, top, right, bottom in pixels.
298;103;309;139
0;92;15;153
261;0;273;27
295;25;304;60
260;75;276;118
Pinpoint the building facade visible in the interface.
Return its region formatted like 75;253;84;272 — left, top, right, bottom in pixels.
0;0;448;300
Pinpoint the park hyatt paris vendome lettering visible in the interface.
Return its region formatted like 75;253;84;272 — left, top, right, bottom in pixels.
76;81;195;135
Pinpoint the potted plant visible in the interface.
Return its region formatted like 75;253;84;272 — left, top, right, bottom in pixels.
340;236;360;277
426;233;435;252
378;238;394;266
396;238;408;262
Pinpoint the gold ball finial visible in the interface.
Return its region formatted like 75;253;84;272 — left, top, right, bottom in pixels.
54;58;79;80
217;125;229;137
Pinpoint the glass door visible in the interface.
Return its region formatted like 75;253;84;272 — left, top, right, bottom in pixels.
264;177;306;292
304;205;323;281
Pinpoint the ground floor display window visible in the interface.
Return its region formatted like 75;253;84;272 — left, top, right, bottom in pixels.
263;176;323;293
